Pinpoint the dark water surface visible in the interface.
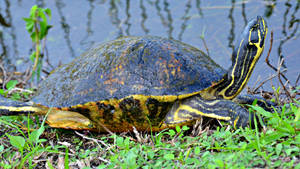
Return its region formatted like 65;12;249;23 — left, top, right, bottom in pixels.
0;0;299;91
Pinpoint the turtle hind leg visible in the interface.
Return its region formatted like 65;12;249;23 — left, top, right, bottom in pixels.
165;95;250;128
46;110;95;130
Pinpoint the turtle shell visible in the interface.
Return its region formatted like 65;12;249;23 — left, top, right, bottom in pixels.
33;36;225;108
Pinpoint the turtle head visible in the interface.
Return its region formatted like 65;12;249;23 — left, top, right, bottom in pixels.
213;16;268;100
239;15;267;63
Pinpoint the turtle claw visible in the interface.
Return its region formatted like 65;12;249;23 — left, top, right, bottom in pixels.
46;109;95;130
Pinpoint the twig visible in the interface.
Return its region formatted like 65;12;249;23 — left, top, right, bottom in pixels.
7;87;34;95
98;157;110;163
0;62;7;89
277;59;293;102
295;74;300;87
74;131;112;151
133;126;142;143
201;37;210;56
265;31;289;82
253;74;277;93
97;121;114;135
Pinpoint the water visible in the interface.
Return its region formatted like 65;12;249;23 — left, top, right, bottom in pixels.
0;0;299;91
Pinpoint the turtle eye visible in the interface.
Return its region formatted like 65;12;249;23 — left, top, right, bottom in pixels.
249;28;259;44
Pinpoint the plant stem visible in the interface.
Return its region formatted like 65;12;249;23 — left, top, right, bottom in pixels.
32;17;40;73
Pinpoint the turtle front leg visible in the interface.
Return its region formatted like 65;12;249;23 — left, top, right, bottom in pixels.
165;95;250;128
233;94;276;112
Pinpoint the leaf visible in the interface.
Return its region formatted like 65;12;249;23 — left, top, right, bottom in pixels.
175;126;181;133
65;147;69;169
194;147;200;155
46;159;55;169
215;159;224;168
186;158;199;165
6;80;18;90
7;134;25;151
167;129;176;137
250;105;273;118
39;21;47;39
37;139;47;143
97;165;106;169
276;121;295;134
295;133;300;144
30;5;38;18
295;162;300;169
44;8;52;19
116;136;124;147
164;153;174;160
11;93;21;101
29;126;45;144
30;51;36;62
23;17;32;22
0;89;5;96
0;145;4;152
295;106;300;122
30;32;37;42
182;125;189;131
39;12;47;24
264;131;286;143
275;144;282;155
148;151;155;159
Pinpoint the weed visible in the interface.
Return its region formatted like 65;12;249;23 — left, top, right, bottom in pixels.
23;5;52;82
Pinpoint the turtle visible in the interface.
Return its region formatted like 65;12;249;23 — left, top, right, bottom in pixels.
0;16;271;132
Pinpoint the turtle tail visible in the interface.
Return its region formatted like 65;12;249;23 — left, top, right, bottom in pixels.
0;96;46;116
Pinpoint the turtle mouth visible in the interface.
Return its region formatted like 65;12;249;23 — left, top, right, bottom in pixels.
242;16;267;46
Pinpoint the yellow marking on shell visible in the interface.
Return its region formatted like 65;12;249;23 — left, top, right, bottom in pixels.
109;89;117;95
61;91;205;131
171;69;176;76
233;117;239;128
132;84;145;90
0;106;41;112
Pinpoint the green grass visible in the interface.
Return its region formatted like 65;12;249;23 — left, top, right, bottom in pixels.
0;101;299;168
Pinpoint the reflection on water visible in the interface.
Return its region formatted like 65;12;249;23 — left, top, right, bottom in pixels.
228;0;235;51
124;0;131;35
0;0;299;89
109;0;123;38
152;0;174;38
241;0;248;26
0;0;18;70
178;0;192;41
196;0;203;17
55;0;75;58
80;0;96;48
163;0;173;38
0;13;10;27
140;0;149;35
277;0;300;68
